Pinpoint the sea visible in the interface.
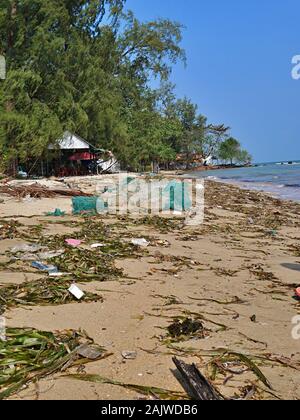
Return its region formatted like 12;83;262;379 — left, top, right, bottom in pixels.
189;161;300;202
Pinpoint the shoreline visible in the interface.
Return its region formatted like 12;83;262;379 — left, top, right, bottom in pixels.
0;178;300;400
204;177;300;203
208;177;300;204
182;169;300;204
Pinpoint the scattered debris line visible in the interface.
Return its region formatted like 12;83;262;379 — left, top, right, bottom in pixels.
0;183;91;199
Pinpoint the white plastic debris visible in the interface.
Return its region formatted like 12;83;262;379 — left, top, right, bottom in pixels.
68;284;85;300
38;250;64;260
90;243;106;249
122;351;137;360
77;345;104;360
131;238;150;247
13;253;38;261
11;244;42;254
23;195;34;203
49;272;68;278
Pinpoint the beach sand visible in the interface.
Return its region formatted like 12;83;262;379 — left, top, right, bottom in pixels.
0;179;300;400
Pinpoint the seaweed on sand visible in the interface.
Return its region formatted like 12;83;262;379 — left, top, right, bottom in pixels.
38;217;132;250
0;328;108;399
36;218;140;280
155;315;212;344
208;351;273;390
188;296;245;306
147;308;228;334
153;253;200;269
289;243;300;257
0;279;102;314
51;248;124;281
4;217;141;282
67;374;188;400
248;265;278;282
212;267;239;277
0;220;22;239
168;346;274;391
151;294;184;306
167;318;208;342
133;216;185;233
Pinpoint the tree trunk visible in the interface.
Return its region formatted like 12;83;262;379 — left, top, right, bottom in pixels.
5;1;18;176
7;1;17;51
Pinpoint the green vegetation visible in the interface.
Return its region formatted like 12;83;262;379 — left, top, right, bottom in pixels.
68;374;188;400
0;1;251;172
218;137;252;165
0;327;108;399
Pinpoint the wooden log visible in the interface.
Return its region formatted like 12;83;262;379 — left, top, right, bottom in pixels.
173;357;224;401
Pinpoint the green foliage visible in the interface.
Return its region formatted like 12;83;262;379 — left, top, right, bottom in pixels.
0;1;250;172
165;98;231;169
0;327;107;399
218;137;252;165
236;149;252;165
0;0;185;171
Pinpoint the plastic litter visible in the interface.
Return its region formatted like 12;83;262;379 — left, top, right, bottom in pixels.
68;284;85;300
72;197;98;215
11;244;42;254
45;209;66;217
65;239;82;247
131;238;150;247
48;272;68;278
77;345;104;360
295;287;300;299
13;250;64;262
122;351;137;360
91;243;106;249
14;253;38;261
38;250;64;260
10;245;64;261
23;195;34;203
31;261;58;274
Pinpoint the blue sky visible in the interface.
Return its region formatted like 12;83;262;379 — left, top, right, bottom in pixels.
126;0;300;163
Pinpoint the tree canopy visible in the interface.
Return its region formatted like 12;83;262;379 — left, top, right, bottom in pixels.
0;0;251;173
218;137;252;165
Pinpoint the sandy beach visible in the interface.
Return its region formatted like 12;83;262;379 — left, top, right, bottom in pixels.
0;177;300;400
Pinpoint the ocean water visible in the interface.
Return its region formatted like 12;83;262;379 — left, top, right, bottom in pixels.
189;161;300;202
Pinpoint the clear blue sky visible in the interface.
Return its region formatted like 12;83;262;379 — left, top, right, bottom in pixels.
126;0;300;163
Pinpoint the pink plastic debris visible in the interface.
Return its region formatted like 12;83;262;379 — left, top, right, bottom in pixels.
65;239;82;247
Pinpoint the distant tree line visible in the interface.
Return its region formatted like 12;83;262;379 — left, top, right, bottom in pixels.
0;0;252;174
218;138;252;166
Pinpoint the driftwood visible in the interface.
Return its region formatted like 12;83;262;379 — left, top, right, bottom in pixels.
173;357;224;401
0;184;92;199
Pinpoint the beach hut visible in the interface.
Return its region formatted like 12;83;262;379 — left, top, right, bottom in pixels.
47;132;119;176
48;131;93;152
47;132;98;176
24;132;119;177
